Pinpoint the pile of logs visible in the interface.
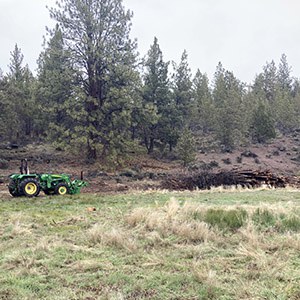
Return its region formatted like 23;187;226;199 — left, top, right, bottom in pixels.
161;169;295;191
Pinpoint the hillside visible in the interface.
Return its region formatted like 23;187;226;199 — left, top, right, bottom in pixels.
1;132;300;195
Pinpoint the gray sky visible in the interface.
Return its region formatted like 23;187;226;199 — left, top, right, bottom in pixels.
0;0;299;83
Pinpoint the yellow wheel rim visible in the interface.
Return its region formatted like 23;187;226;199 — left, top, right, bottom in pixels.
25;183;37;195
58;186;67;195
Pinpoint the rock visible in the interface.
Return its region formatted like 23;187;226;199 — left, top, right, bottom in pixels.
87;207;96;212
278;146;286;152
222;158;231;165
241;150;258;158
254;158;260;164
119;169;137;178
291;155;300;162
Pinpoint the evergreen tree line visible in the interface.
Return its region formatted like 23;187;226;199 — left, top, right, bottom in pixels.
0;0;300;163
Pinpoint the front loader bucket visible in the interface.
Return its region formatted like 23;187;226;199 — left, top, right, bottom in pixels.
69;179;88;194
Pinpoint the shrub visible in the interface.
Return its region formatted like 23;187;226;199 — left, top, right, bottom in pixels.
0;159;9;170
222;158;231;165
236;156;242;163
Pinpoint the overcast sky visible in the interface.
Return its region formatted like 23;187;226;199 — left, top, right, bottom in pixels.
0;0;299;83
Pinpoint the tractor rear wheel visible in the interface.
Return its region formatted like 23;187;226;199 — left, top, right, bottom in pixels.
55;183;69;195
20;178;40;197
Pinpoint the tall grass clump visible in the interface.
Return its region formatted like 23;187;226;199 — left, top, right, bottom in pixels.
204;208;248;231
252;208;276;229
280;216;300;232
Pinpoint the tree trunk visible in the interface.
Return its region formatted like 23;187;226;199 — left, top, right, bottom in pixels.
87;138;97;162
148;137;154;154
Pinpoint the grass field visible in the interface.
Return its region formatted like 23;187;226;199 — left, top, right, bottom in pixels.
1;188;300;299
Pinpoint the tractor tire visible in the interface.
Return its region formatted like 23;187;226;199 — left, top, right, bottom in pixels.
20;178;40;197
55;183;69;196
8;180;22;197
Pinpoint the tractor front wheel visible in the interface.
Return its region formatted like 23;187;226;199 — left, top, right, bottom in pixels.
20;178;40;197
55;183;69;195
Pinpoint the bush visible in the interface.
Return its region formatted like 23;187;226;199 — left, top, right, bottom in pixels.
222;158;231;165
204;208;247;231
0;159;9;170
236;156;242;163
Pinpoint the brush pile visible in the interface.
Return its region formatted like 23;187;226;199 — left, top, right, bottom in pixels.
161;169;295;191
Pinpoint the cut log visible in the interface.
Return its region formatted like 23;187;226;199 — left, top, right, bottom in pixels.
161;169;295;191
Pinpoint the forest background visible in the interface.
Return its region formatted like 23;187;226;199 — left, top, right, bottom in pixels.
0;0;299;168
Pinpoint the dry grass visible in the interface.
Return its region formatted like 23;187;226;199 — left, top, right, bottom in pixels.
1;189;300;299
126;198;216;243
88;224;138;253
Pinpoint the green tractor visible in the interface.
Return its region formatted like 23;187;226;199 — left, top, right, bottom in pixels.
8;159;88;197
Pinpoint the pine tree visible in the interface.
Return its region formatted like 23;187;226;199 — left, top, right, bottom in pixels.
36;25;76;142
172;50;193;121
191;69;214;133
141;37;170;153
164;50;192;151
262;60;277;102
3;45;36;142
274;54;297;132
49;0;139;161
176;127;196;167
278;54;292;92
250;101;276;143
212;63;245;150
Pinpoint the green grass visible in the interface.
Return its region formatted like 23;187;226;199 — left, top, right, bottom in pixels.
0;188;300;299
